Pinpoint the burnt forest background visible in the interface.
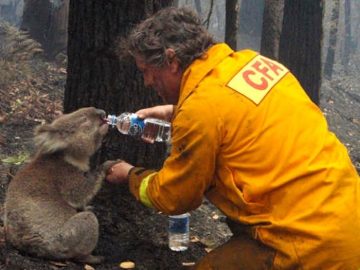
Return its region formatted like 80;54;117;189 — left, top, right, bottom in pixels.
0;1;359;270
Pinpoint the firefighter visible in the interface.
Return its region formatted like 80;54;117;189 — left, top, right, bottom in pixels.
106;6;360;269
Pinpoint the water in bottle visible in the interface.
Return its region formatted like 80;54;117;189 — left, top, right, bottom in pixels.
143;118;171;143
107;113;171;143
168;213;190;251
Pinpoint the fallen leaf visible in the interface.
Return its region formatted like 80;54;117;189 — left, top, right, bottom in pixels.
352;118;359;125
49;261;68;267
59;68;67;74
84;264;95;270
200;238;216;247
119;261;135;269
1;152;30;165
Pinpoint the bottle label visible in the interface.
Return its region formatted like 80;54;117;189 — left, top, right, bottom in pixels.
128;114;145;136
169;216;189;234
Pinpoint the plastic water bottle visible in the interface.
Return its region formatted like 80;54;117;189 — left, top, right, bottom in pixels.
168;213;190;251
107;112;171;143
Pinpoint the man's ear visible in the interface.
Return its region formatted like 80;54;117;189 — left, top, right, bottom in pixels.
165;48;180;73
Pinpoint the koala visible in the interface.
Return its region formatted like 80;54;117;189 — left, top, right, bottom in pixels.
4;107;114;264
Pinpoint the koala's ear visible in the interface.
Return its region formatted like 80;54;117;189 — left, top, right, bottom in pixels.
34;124;67;155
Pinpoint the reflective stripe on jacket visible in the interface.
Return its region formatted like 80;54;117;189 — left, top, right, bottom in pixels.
129;43;360;269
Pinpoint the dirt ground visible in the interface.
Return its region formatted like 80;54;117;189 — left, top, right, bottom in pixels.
0;56;359;270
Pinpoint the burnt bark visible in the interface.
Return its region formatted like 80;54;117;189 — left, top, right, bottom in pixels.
46;0;69;58
21;0;52;49
354;1;360;53
238;0;264;49
324;0;340;80
21;0;69;59
225;0;239;50
279;0;323;105
260;0;284;59
342;0;351;71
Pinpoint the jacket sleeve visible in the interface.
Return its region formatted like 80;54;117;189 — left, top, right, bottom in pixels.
128;167;156;206
144;95;221;215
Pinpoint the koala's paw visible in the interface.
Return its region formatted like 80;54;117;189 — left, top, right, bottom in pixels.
100;159;123;174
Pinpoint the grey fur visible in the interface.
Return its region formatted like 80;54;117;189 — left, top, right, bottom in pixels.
4;107;113;264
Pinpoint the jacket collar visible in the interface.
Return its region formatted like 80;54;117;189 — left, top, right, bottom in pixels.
177;43;234;108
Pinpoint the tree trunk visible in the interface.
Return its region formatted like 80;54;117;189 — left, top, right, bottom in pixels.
260;0;284;60
354;0;360;53
279;0;323;105
225;0;239;50
324;0;340;80
21;0;69;59
342;0;351;71
238;0;264;49
47;0;69;58
21;0;51;49
65;0;173;168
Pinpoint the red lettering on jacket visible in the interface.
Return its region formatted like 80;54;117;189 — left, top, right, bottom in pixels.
243;69;267;90
242;58;284;91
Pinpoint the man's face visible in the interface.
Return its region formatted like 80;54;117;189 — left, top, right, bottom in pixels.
135;54;182;104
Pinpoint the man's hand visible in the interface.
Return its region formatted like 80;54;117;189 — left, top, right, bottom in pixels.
136;105;175;122
105;161;134;184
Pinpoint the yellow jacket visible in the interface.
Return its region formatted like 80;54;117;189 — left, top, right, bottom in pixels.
129;43;360;269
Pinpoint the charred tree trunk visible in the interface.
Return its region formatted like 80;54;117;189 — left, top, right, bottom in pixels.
225;0;239;50
21;0;69;59
21;0;51;49
342;0;351;71
46;0;69;58
260;0;284;59
354;1;360;53
279;0;323;105
238;0;264;49
324;0;340;80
